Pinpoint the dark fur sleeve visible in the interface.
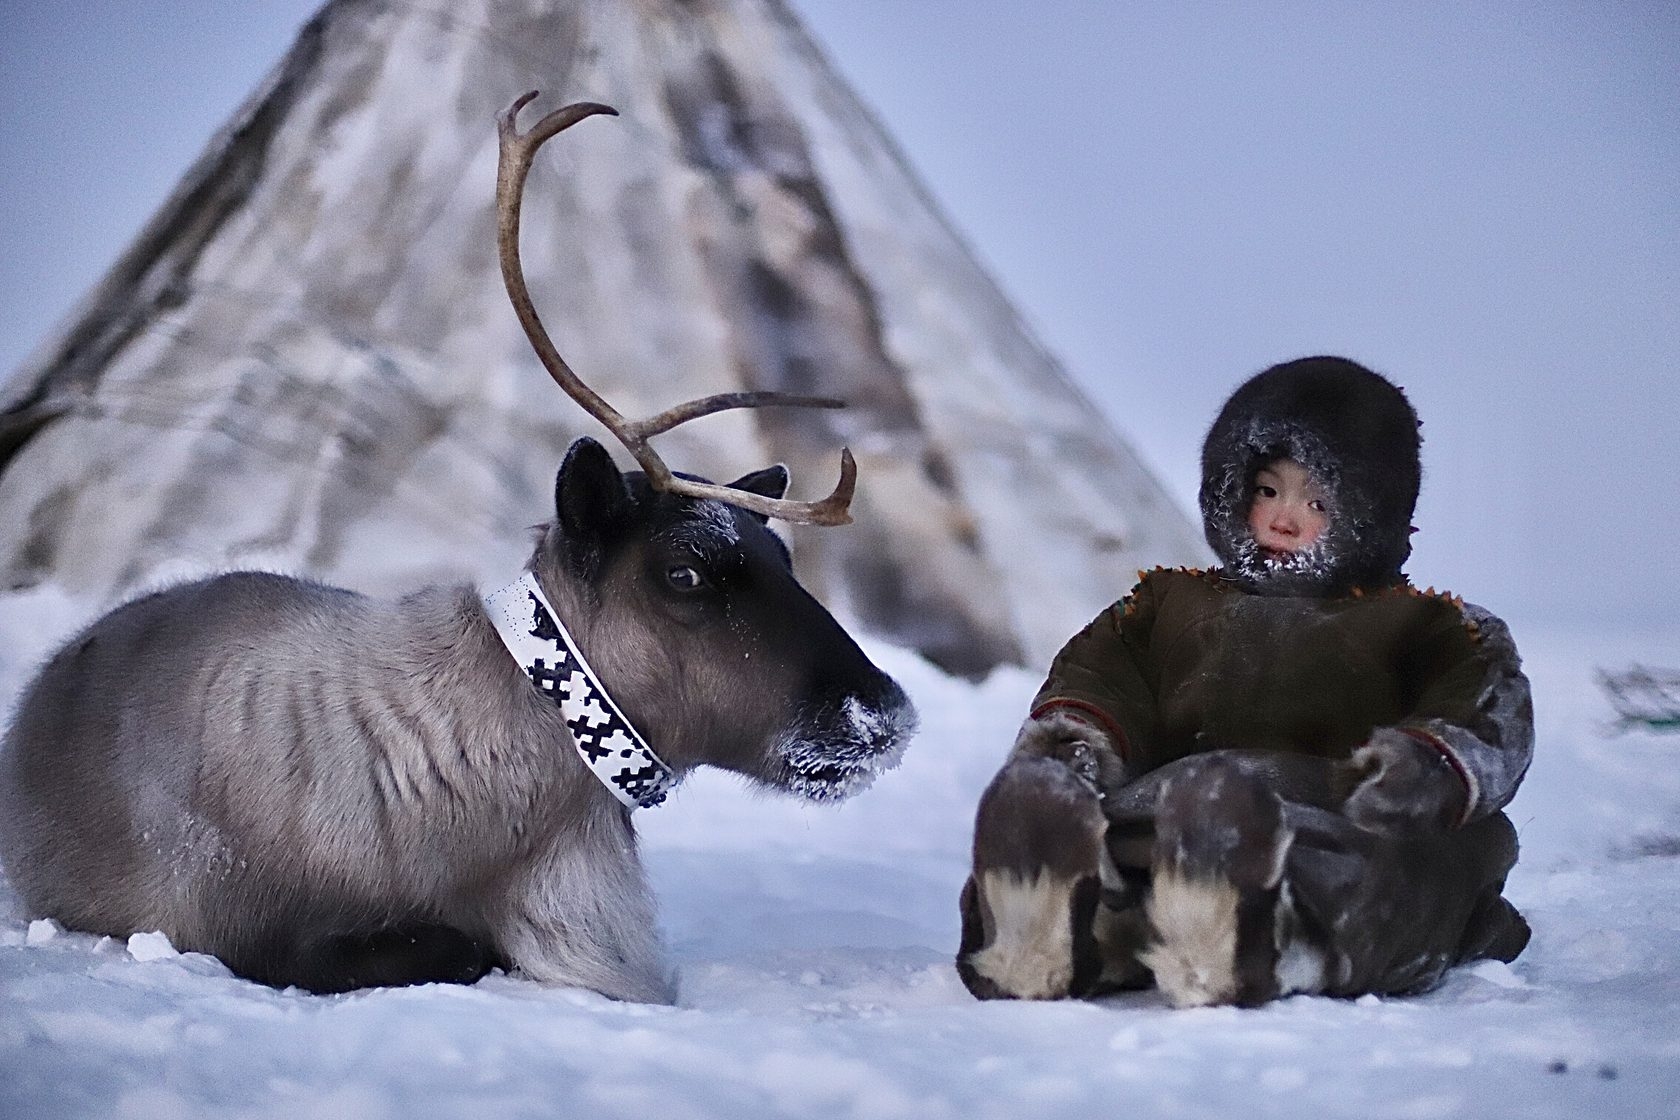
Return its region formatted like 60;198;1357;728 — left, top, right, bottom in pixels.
1030;574;1165;773
1395;602;1534;823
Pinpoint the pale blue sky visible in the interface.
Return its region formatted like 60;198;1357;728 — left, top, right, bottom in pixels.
3;1;1677;635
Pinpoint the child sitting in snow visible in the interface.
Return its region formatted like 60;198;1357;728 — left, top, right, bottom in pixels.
958;356;1533;1007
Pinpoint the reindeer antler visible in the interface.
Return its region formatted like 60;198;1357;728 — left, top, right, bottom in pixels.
495;92;856;526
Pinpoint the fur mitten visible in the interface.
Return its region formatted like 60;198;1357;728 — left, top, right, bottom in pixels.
1342;727;1466;833
1010;709;1128;796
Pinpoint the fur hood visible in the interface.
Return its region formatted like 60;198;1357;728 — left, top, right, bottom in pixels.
1199;356;1421;595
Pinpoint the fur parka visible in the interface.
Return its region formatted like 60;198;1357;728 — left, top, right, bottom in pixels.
1030;568;1533;826
1039;356;1532;819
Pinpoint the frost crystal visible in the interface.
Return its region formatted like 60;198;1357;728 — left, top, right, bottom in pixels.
775;694;916;802
127;930;180;962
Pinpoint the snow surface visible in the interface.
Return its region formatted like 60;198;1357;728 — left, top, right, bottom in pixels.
1;586;1677;1119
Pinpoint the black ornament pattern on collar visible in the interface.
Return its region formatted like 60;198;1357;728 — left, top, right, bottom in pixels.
485;574;674;809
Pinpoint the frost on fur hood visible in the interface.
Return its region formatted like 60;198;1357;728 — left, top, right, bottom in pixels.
1200;356;1422;596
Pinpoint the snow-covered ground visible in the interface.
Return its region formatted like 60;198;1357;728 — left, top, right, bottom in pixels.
1;585;1676;1120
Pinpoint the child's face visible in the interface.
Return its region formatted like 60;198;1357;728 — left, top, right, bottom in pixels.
1247;459;1328;558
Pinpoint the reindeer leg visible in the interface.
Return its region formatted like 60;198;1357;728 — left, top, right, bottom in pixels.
230;919;506;994
301;923;506;993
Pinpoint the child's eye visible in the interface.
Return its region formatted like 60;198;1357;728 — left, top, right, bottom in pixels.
1309;499;1326;512
1253;485;1278;498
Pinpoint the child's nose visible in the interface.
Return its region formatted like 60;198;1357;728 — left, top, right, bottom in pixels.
1270;507;1301;536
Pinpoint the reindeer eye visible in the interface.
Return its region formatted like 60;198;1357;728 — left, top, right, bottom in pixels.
665;565;705;592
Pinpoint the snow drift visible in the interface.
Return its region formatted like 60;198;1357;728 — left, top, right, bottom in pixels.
0;591;1677;1119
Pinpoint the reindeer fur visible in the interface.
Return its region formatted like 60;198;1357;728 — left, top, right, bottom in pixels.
0;439;914;998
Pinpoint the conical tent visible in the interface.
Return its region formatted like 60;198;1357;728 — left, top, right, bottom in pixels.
0;0;1204;677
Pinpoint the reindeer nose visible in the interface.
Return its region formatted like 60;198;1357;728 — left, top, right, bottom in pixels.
814;646;912;714
873;674;912;721
845;674;916;754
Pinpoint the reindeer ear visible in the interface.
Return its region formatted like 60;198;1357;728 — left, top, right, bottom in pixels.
726;464;790;522
554;438;631;569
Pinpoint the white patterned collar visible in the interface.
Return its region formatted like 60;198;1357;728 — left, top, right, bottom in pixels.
482;572;676;810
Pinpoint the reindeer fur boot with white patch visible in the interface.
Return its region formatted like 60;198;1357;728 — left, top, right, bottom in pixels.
957;756;1148;1000
1141;755;1297;1008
